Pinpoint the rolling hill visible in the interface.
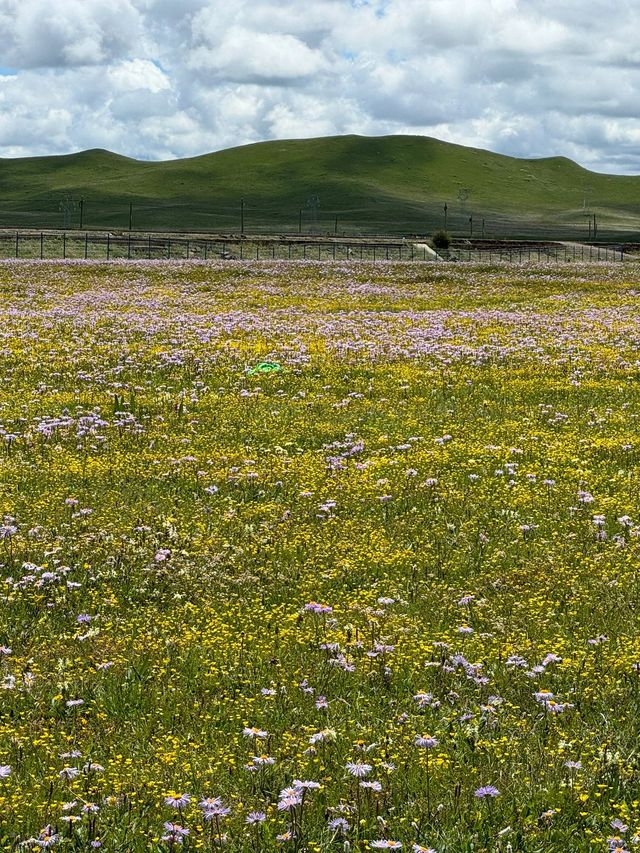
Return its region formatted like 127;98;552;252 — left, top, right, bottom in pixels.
0;135;639;239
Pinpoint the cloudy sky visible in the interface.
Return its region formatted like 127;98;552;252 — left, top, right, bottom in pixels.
1;0;640;173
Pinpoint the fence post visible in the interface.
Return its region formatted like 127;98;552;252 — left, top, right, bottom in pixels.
204;242;208;261
63;232;66;259
318;244;321;260
15;232;18;258
40;232;44;259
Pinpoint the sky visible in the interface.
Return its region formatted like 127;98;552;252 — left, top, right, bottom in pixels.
1;0;640;173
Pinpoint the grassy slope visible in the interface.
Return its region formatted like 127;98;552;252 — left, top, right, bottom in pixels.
0;135;639;236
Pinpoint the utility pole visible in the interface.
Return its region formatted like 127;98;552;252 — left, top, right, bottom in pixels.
241;198;245;235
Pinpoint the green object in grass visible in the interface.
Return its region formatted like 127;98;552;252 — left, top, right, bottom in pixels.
247;361;282;375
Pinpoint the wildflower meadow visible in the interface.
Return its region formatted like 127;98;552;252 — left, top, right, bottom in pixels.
2;258;640;852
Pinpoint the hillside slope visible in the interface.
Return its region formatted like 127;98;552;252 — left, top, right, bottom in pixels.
1;135;638;238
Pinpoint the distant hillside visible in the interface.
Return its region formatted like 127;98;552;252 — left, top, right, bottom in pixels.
1;135;639;239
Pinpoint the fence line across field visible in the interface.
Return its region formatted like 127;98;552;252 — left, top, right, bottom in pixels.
0;231;627;264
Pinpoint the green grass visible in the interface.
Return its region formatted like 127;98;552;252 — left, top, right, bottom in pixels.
1;134;639;238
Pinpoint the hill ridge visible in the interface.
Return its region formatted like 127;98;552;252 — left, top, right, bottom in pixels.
1;134;638;238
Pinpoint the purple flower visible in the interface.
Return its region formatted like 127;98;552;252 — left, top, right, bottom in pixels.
31;826;59;848
345;761;372;777
59;767;80;780
0;765;11;778
277;796;302;811
243;727;268;739
199;797;223;810
163;822;189;836
304;602;333;614
328;817;350;833
161;822;189;844
276;831;294;842
164;792;191;809
203;804;231;820
245;811;266;825
611;818;628;833
475;785;500;798
414;735;438;748
413;691;440;709
252;754;276;766
293;779;320;790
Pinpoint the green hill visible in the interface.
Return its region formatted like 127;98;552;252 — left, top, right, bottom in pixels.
1;135;639;239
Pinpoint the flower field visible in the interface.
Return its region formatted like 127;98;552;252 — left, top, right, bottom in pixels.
2;258;640;851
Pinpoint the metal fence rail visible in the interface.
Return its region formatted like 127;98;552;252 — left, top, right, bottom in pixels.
0;232;627;263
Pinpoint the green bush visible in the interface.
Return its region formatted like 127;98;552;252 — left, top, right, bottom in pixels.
431;229;451;252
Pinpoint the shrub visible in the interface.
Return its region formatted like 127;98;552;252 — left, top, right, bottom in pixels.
431;230;451;252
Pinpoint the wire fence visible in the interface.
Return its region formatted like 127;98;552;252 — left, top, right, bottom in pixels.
0;199;637;243
0;231;628;263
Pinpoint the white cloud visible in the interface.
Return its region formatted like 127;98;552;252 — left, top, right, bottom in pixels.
107;59;171;93
188;27;327;82
0;0;639;172
0;0;144;67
